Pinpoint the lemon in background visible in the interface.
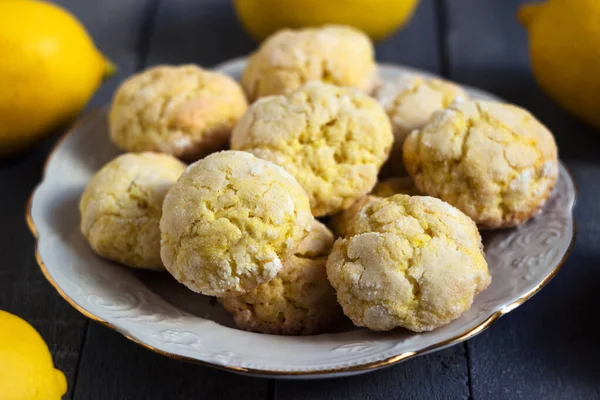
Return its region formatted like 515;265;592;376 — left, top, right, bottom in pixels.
234;0;420;41
0;310;67;400
0;0;114;157
519;0;600;129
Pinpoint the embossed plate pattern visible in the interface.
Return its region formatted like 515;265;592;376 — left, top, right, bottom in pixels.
28;60;576;378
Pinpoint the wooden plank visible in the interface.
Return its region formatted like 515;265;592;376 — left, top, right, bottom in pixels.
71;0;269;398
144;0;255;67
443;0;600;398
375;0;441;72
276;346;468;400
278;1;469;398
0;1;155;399
0;143;86;400
73;326;268;399
466;163;600;399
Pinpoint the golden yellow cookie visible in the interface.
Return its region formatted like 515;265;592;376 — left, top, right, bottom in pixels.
241;25;378;101
160;150;313;297
109;65;248;161
326;194;491;332
220;221;344;335
329;177;419;237
403;100;558;229
231;81;393;217
80;153;186;270
376;75;468;176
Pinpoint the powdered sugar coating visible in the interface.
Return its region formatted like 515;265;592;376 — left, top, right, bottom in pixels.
160;151;313;297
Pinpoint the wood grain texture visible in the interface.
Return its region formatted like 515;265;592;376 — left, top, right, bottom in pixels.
145;0;255;67
275;346;469;400
277;2;470;397
73;326;268;400
375;0;441;72
443;0;600;398
0;1;152;398
0;141;86;400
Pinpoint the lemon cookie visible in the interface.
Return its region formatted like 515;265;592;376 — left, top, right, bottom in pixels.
329;177;419;237
109;65;247;161
80;153;186;270
376;75;468;176
231;81;393;217
404;100;558;229
241;25;377;101
220;221;344;335
327;194;491;332
160;150;313;297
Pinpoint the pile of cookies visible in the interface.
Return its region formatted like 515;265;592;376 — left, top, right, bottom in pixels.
80;25;559;335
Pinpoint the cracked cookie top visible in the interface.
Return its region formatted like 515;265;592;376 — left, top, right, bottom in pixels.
219;221;344;335
329;177;420;237
326;194;491;332
403;100;558;229
109;65;248;161
79;152;186;270
241;25;378;102
231;81;393;217
376;74;468;176
160;150;313;297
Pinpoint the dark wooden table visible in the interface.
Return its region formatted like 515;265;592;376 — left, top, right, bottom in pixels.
2;0;600;398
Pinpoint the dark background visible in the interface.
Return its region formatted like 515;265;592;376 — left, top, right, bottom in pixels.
2;0;600;398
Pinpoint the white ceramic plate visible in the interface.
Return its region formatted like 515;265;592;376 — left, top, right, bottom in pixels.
28;59;576;379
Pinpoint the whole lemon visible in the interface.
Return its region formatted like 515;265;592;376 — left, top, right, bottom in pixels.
234;0;420;41
0;0;114;156
0;310;67;400
519;0;600;129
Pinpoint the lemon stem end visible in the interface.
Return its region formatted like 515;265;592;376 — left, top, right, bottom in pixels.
103;58;118;80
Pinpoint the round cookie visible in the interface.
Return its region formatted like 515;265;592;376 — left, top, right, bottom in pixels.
403;100;559;229
376;74;468;176
231;81;393;217
241;25;378;101
160;150;314;297
329;177;419;237
220;221;344;335
80;153;186;270
326;194;491;332
109;65;248;161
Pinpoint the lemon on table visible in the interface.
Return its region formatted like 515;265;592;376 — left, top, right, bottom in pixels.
234;0;420;41
519;0;600;129
0;310;67;400
0;0;114;157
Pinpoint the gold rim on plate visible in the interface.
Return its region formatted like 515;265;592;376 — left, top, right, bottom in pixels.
25;108;578;377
